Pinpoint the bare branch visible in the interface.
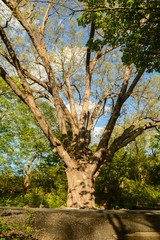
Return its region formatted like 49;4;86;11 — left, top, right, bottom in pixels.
2;1;71;140
0;66;26;102
0;48;15;65
71;84;82;104
110;120;160;153
2;0;41;53
23;70;49;91
0;26;31;94
38;2;52;48
0;90;13;95
53;3;160;13
65;75;79;127
125;68;145;99
92;119;160;178
96;66;131;150
90;45;120;73
87;78;118;131
79;22;95;133
0;48;49;91
29;1;159;12
0;65;77;168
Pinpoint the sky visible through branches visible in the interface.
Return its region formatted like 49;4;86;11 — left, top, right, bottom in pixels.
0;0;159;148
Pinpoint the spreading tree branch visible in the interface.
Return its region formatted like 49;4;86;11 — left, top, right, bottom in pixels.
1;0;77;141
0;65;77;168
79;21;95;145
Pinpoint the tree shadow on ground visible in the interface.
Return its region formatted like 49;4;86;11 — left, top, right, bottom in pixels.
49;210;160;240
1;207;160;240
107;210;160;240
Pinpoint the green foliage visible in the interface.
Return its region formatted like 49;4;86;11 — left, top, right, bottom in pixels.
120;179;160;209
1;109;160;210
25;210;34;226
0;77;58;176
0;218;35;239
150;127;160;155
95;144;160;209
45;189;67;208
1;134;160;210
0;61;159;210
78;0;160;72
0;162;67;208
0;77;67;209
0;78;159;210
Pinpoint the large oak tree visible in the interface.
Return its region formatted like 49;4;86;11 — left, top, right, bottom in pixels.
0;0;159;208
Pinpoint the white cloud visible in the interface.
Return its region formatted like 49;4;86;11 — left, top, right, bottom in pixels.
66;101;109;145
25;46;86;83
0;0;23;30
91;126;105;145
50;46;86;72
67;100;109;119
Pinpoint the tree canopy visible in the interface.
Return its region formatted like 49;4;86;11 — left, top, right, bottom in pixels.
78;0;160;72
0;0;160;209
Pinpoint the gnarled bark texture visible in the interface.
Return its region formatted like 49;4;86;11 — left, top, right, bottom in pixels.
65;167;95;209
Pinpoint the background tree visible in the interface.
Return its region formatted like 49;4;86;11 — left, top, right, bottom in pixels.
0;0;159;209
0;77;67;207
0;76;58;183
95;128;160;209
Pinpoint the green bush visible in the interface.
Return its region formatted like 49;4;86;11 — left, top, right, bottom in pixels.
24;191;42;207
0;192;25;207
121;179;160;209
45;189;67;208
0;218;36;239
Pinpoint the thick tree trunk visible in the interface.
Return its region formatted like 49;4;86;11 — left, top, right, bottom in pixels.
65;168;95;209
